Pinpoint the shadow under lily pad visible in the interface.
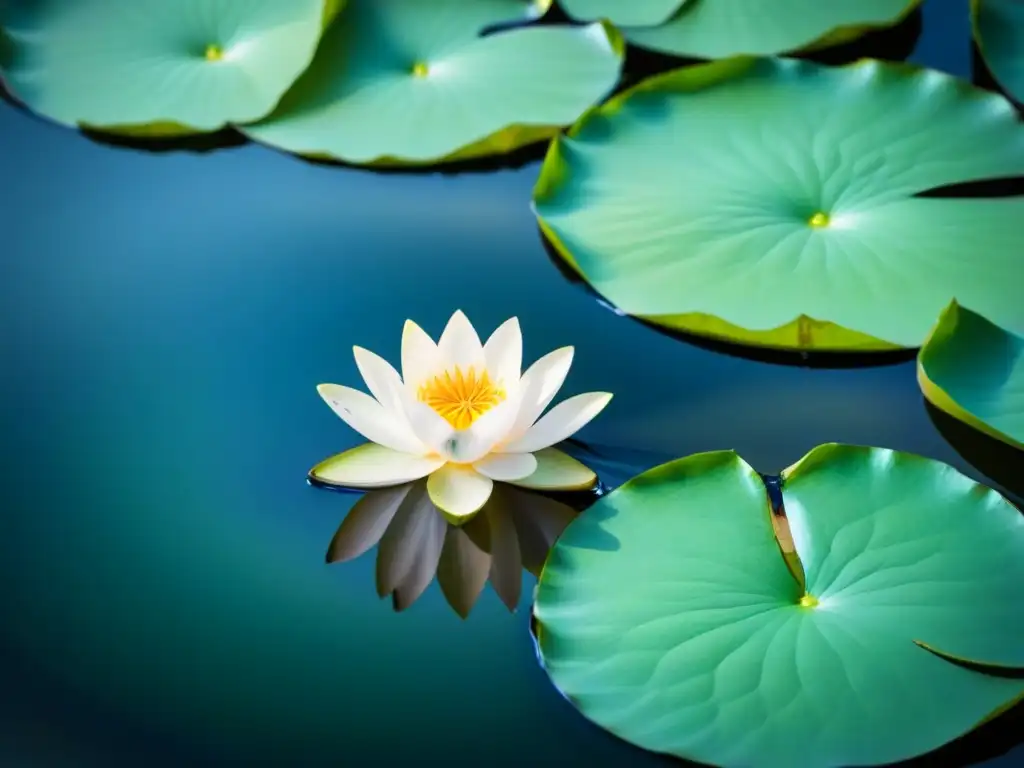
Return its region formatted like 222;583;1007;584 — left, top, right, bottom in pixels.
925;400;1024;501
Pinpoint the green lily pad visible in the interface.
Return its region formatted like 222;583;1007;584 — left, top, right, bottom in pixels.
918;301;1024;452
559;0;688;28
0;0;339;136
534;445;1024;767
973;0;1024;104
560;0;919;58
243;0;624;166
533;57;1024;351
327;480;577;617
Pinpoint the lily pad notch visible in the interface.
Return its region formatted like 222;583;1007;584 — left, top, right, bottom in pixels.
918;300;1024;452
533;56;1024;352
243;0;625;167
533;444;1024;767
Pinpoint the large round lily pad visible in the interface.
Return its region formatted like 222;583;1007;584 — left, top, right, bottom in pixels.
0;0;340;136
558;0;688;28
559;0;919;59
533;445;1024;767
973;0;1024;104
533;57;1024;351
918;301;1024;452
244;0;624;166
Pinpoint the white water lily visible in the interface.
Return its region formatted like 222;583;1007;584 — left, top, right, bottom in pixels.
310;311;612;523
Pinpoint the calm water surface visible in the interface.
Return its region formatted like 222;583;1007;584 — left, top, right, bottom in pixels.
2;0;1021;765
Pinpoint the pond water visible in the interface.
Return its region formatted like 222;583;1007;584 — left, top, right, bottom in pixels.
1;0;1022;765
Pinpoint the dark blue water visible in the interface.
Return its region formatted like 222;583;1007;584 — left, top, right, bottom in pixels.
1;0;1021;765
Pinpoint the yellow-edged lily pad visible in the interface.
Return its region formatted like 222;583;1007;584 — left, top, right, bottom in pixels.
534;444;1024;767
244;0;624;166
559;0;920;59
918;301;1024;452
533;57;1024;351
0;0;340;135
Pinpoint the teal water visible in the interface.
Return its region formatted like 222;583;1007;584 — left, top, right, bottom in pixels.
1;0;1022;765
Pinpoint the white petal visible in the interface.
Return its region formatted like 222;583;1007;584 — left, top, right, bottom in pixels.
353;346;407;419
507;447;597;491
473;452;538;481
310;444;445;488
427;464;494;524
446;390;522;464
506;347;574;442
317;383;424;454
483;317;522;388
400;391;456;455
437;310;485;371
502;392;613;454
401;319;439;392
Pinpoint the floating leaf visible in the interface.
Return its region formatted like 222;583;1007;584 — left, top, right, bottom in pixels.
534;445;1024;767
558;0;919;58
244;0;624;166
627;0;921;58
559;0;688;27
533;57;1024;351
973;0;1024;104
0;0;338;135
918;301;1024;451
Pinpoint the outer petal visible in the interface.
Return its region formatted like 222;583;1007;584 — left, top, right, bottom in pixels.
353;346;407;419
502;392;612;453
507;447;597;491
437;310;485;371
427;464;494;524
447;389;522;463
309;444;445;488
317;383;424;454
473;452;538;481
401;319;440;392
507;346;575;442
483;317;522;388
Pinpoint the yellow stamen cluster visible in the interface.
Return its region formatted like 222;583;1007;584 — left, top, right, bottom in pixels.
418;366;505;430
